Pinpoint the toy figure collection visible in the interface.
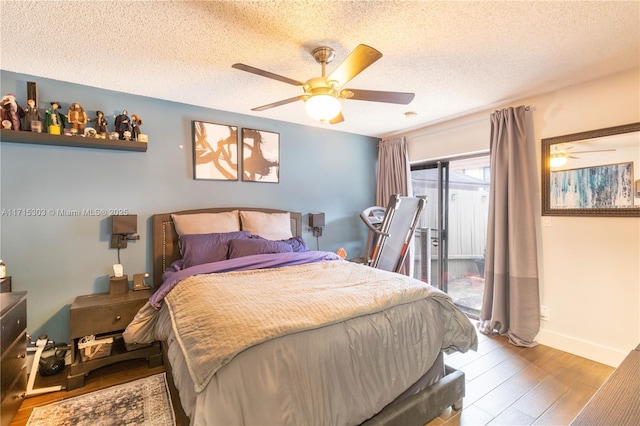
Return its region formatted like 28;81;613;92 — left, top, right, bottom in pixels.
2;92;145;141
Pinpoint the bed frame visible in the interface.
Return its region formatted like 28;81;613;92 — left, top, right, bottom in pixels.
151;207;465;426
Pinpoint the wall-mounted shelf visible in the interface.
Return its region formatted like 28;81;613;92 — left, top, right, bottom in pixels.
0;129;147;152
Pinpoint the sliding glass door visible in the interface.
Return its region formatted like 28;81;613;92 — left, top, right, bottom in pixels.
411;155;490;316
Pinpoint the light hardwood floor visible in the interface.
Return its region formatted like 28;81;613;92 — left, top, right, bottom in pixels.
9;330;613;426
429;329;614;425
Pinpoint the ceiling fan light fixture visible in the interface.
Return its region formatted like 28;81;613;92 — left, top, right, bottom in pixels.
549;153;568;168
305;94;341;122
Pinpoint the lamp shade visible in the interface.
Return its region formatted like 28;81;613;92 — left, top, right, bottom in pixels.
305;94;341;122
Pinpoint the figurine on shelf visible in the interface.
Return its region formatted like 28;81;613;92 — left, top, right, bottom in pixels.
131;114;143;141
1;94;25;130
114;110;131;140
88;110;108;134
44;101;66;135
67;103;87;135
23;99;41;132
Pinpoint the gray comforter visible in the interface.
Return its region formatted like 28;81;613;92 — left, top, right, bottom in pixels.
124;256;477;425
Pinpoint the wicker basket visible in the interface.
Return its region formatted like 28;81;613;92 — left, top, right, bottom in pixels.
78;336;113;362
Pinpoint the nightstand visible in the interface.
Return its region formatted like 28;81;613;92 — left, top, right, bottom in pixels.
67;289;162;390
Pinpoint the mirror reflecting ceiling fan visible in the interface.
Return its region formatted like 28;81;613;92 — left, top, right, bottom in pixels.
550;145;616;167
232;44;415;124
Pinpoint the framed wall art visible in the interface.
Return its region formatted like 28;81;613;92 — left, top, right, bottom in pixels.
192;120;238;180
241;128;280;183
549;162;634;209
542;122;640;217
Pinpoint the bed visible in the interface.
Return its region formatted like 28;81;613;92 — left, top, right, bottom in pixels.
123;207;478;425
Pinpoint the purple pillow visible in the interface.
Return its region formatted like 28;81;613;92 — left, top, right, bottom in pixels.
228;238;293;259
283;236;310;252
180;231;250;268
249;235;310;252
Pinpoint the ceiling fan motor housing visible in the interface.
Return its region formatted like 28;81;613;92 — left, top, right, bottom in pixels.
304;77;338;97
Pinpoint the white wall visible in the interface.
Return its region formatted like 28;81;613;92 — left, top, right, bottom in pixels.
401;68;640;367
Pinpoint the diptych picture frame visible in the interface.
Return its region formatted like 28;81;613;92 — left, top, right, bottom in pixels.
191;122;280;183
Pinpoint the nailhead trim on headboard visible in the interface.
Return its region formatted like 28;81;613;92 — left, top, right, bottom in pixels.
162;221;169;273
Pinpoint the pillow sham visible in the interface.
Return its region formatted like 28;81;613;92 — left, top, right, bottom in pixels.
180;231;250;268
228;238;293;259
171;210;240;236
239;211;293;241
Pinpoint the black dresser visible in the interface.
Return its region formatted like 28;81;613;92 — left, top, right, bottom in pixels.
1;291;27;426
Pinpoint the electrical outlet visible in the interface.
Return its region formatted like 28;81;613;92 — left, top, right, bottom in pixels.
540;305;550;321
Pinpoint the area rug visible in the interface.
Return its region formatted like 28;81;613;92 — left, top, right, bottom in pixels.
27;373;175;426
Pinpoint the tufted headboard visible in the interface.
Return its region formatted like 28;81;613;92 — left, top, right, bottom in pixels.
151;207;302;287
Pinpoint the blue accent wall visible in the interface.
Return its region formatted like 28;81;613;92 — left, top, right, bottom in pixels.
0;71;377;342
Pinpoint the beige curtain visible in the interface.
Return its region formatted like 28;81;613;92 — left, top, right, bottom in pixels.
376;136;412;275
479;106;540;347
376;137;410;205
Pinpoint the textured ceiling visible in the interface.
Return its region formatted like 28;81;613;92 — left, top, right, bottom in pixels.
1;1;638;137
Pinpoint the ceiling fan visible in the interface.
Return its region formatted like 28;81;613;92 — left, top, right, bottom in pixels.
232;44;415;124
550;145;616;167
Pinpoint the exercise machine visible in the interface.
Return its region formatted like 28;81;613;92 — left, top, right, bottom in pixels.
25;334;68;396
360;194;427;273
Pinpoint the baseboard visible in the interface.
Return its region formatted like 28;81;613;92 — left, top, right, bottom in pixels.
537;328;629;368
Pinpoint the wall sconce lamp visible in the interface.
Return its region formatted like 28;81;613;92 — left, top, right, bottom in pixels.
110;214;140;249
309;212;325;237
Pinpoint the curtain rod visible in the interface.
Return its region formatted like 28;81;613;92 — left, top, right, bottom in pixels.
405;104;535;141
404;116;489;141
495;105;534;112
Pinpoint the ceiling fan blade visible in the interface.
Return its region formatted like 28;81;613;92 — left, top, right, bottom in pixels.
251;96;304;112
570;149;616;154
328;44;382;87
232;63;304;87
329;112;344;125
340;89;415;104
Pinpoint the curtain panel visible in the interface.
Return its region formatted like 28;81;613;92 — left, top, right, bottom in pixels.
376;137;411;206
479;106;540;347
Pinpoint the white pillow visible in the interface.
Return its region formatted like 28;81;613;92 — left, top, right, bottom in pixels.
171;210;240;236
239;211;293;241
